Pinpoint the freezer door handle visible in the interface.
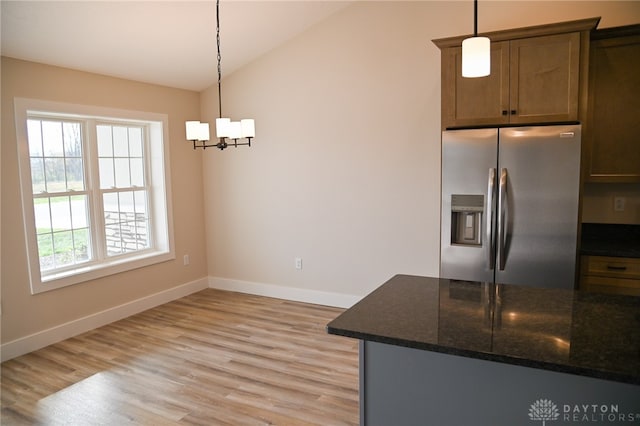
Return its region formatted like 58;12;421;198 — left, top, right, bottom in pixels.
498;168;508;271
487;168;496;270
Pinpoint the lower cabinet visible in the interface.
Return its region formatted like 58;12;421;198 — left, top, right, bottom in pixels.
580;255;640;296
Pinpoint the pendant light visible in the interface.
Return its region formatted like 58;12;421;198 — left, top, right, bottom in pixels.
462;0;490;78
185;0;255;150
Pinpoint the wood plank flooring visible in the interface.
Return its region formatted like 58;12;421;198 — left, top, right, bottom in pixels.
1;289;359;425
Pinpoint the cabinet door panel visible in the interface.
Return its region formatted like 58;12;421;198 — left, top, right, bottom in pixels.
586;35;640;182
441;42;509;129
509;33;580;124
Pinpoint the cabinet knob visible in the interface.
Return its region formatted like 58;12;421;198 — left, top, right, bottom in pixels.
511;110;517;115
502;110;508;116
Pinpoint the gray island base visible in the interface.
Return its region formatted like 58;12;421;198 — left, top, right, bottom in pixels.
327;275;640;426
362;340;638;426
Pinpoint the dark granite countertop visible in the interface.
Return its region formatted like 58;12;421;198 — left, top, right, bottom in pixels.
327;274;640;385
581;223;640;258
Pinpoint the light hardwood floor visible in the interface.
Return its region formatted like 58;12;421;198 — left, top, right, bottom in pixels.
1;289;359;425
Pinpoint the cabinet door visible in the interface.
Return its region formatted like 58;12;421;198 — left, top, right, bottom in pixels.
441;41;509;129
585;35;640;182
509;33;580;124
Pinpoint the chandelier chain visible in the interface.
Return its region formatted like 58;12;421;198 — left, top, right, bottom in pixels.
216;0;223;119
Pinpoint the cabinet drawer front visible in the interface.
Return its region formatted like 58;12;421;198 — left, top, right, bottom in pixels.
582;255;640;279
580;275;640;296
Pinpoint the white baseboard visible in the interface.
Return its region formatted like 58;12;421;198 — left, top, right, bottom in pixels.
1;277;209;362
208;277;362;309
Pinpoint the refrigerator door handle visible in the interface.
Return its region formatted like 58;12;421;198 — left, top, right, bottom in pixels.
487;168;496;270
498;168;508;271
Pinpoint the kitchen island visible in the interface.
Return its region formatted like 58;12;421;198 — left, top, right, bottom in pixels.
327;275;640;426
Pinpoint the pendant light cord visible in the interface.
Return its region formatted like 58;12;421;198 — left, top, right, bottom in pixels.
217;0;223;119
473;0;478;37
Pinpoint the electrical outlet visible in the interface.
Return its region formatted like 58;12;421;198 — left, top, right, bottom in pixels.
295;257;302;270
614;197;626;212
183;254;190;266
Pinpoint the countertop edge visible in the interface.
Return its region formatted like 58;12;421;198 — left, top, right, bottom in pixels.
326;325;640;386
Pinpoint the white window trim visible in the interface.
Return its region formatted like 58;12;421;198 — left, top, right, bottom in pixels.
14;98;175;294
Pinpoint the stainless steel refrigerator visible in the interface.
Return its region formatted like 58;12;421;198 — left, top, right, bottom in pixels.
440;124;581;289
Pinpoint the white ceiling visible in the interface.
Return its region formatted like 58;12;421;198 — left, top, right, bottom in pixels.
1;1;351;91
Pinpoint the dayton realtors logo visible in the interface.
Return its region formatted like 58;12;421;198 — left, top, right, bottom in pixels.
529;399;560;425
528;398;640;424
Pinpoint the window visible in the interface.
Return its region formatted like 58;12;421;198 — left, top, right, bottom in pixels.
15;99;174;294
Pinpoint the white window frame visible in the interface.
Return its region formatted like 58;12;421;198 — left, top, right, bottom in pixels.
15;98;175;294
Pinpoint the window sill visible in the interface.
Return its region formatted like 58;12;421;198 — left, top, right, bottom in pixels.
32;250;175;294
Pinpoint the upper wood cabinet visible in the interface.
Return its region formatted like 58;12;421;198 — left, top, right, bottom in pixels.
584;25;640;183
433;18;599;130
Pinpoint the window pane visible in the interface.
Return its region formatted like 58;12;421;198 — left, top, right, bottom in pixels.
34;198;52;233
42;121;64;156
134;190;147;215
73;228;91;263
50;196;72;231
103;193;119;224
130;158;144;187
31;158;46;194
119;191;134;212
105;223;122;256
99;158;115;189
114;158;131;188
37;233;54;271
27;120;43;157
53;230;74;267
70;195;89;229
129;128;143;157
113;126;129;157
44;158;66;193
97;125;113;157
104;191;121;256
63;122;82;157
65;158;85;191
135;186;150;250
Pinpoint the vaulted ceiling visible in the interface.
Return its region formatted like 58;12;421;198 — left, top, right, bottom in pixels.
1;1;351;91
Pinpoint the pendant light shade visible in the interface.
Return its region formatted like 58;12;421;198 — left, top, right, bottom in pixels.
462;36;491;77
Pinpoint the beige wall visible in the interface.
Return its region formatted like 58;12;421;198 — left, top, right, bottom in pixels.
582;183;640;224
1;57;208;344
202;1;640;297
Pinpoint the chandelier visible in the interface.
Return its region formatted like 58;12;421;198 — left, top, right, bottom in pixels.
185;0;255;150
